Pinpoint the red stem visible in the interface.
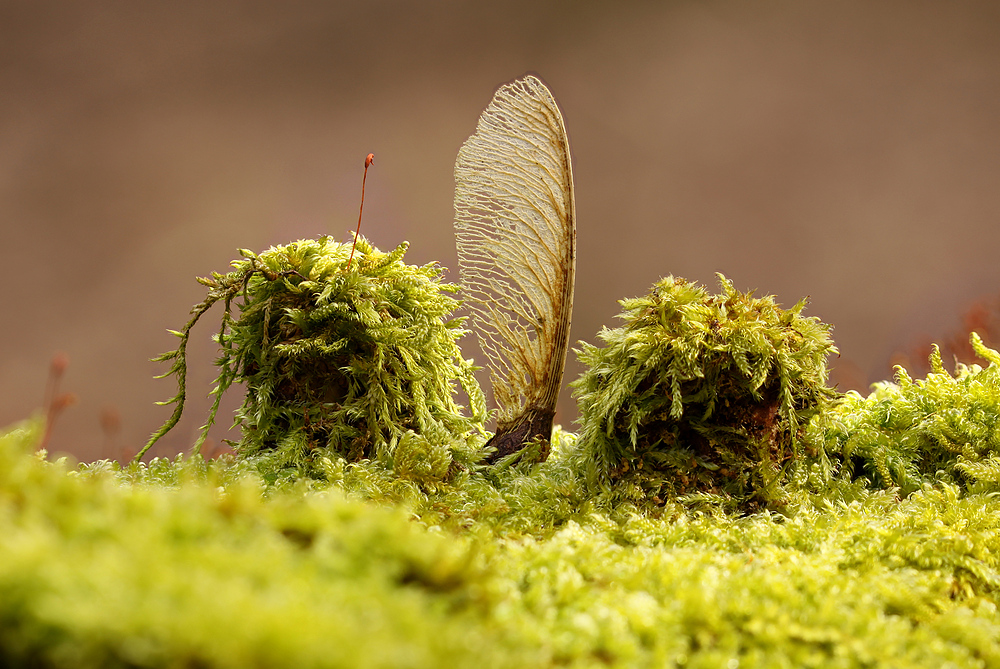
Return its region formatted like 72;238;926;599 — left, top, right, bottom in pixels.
346;153;374;271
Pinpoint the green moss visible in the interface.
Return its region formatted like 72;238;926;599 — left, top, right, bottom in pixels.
572;274;838;511
140;236;487;478
809;332;1000;496
4;417;1000;668
1;419;520;669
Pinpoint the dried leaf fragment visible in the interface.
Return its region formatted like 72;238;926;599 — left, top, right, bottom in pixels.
454;74;576;463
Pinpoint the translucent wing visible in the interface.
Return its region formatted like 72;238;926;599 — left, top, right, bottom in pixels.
453;75;576;462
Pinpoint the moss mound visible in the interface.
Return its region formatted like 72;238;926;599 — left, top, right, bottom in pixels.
573;274;838;510
142;236;486;478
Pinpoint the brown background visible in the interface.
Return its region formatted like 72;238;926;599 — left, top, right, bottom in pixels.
3;0;1000;461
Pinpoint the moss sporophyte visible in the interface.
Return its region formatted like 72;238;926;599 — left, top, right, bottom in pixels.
140;235;487;479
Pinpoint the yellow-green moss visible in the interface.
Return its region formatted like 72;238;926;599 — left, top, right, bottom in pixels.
572;274;838;511
809;332;1000;495
3;417;1000;668
140;236;486;479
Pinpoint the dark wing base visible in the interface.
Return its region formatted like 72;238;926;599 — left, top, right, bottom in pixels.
482;406;556;465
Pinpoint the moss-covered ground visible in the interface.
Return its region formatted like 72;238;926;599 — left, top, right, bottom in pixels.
3;403;1000;668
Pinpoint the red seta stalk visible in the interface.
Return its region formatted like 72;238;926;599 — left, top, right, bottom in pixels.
346;153;374;271
39;352;76;452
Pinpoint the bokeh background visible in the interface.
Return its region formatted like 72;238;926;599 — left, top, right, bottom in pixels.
3;0;1000;461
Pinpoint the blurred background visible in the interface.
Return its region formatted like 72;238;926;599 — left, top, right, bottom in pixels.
3;0;1000;461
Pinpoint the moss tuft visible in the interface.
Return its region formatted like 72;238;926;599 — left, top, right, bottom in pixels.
573;274;838;511
140;236;487;476
809;332;1000;495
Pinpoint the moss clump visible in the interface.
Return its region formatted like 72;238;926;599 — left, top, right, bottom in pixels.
573;274;838;510
141;236;486;477
809;332;1000;496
